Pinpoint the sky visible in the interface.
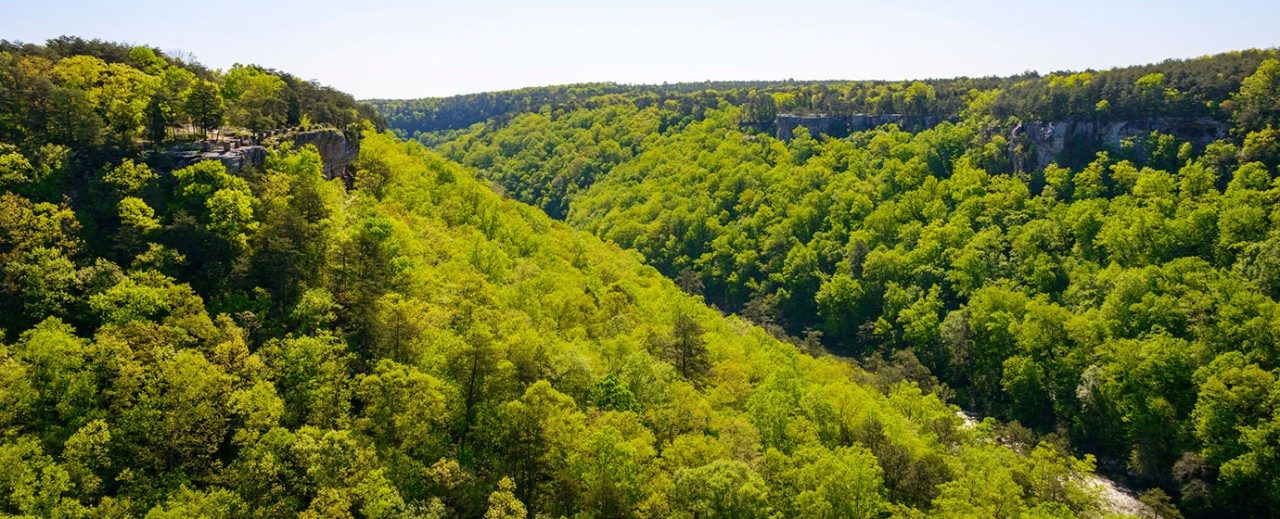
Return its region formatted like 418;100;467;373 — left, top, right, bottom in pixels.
2;0;1278;99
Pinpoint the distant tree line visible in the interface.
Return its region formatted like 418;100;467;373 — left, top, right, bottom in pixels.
379;49;1277;143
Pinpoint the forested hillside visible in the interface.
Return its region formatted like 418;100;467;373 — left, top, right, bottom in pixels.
0;39;1118;518
389;49;1280;517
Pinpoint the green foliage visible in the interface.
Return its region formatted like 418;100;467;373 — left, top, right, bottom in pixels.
16;39;1280;518
406;48;1280;517
673;459;772;518
0;38;376;151
184;79;224;136
377;49;1278;142
0;126;1109;518
103;158;156;194
222;64;287;132
171;160;258;249
1231;58;1280;132
0;143;36;187
762;445;888;518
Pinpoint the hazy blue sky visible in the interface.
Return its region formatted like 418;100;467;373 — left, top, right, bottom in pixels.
2;0;1277;99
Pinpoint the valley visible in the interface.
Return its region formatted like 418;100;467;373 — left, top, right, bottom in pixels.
0;35;1276;518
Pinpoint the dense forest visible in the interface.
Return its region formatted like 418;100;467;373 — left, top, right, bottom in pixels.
376;49;1274;140
0;36;381;151
0;38;1137;518
384;49;1280;517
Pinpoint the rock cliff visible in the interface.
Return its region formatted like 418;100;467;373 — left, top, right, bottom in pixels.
154;143;268;175
1010;117;1229;170
771;113;1231;172
153;128;361;181
287;129;360;181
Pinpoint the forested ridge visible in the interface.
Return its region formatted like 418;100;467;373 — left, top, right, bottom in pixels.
387;49;1280;517
375;49;1275;139
0;38;1129;518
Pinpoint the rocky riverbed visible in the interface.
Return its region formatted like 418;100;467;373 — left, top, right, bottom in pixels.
954;410;1153;518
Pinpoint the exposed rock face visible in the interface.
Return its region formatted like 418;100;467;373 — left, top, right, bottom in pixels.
288;129;360;180
1010;117;1229;170
776;114;851;140
775;113;950;140
155;144;267;175
153;128;360;181
773;113;1231;171
219;146;267;173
